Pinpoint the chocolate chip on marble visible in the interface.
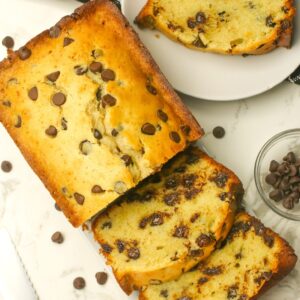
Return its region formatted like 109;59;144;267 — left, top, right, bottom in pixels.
196;234;213;247
146;84;157;95
101;69;115;81
49;25;61;38
173;225;189;238
52;92;66;106
74;65;87;75
111;129;119;137
51;231;64;244
28;87;38;101
73;277;85;290
46;71;60;82
14;115;22;128
95;272;108;285
1;161;12;173
18;46;31;60
169;131;181;143
93;129;102;140
63;37;74;47
121;155;133;166
89;61;103;73
102;94;116;107
74;192;85;205
2;36;14;49
79;140;92;155
213;126;225;139
127;247;140;260
141;123;156;135
92;185;104;193
157;109;168;122
45;125;58;137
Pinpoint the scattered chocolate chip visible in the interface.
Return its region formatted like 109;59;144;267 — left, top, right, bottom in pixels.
190;249;204;257
198;277;208;284
164;192;179;206
101;243;113;253
1;161;12;173
212;173;228;188
102;94;117;107
63;37;74;47
283;151;296;163
269;189;283;202
111;129;119;137
74;192;85;205
182;174;197;188
101;221;112;229
92;185;104;193
266;15;276;27
169;131;181;143
101;69;115;81
185;188;200;200
127;247;140;259
227;285;238;299
49;25;61;38
73;277;85;290
61;118;68;130
28;87;38;101
121;155;132;166
93;129;102;140
2;36;14;49
269;160;279;172
74;65;87;75
195;12;206;24
14;115;22;128
196;234;213;247
219;192;228;201
89;61;103;73
157;109;168;122
51;231;64;244
151;212;164;226
2;100;11;107
263;234;274;248
283;196;294;210
213;126;225;138
45;125;58;137
173;225;189;238
55;203;61;211
141;123;156;135
265;173;278;185
46;71;60;82
190;213;200;223
146;84;157;95
18;46;31;60
160;290;168;298
203;266;222;276
95;272;108;285
52;92;66;106
96;87;102;100
165;176;179;189
187;19;196;29
116;239;126;253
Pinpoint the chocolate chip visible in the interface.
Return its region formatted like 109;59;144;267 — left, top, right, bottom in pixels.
18;46;31;60
28;87;38;101
289;164;298;176
169;131;181;143
269;189;283;202
277;162;290;175
146;84;157;95
196;12;206;24
202;266;222;276
73;277;85;290
187;19;196;28
127;247;140;259
79;140;92;155
93;129;102;140
55;203;61;211
189;249;204;257
157;109;168;122
74;65;87;75
150;213;164;226
190;213;200;223
89;61;103;73
160;290;168;298
164;192;179;206
269;160;279;172
96;87;102;100
101;243;113;253
196;234;213;247
46;71;60;82
52;92;66;106
2;100;11;107
51;231;64;244
121;155;132;166
49;25;61;38
74;192;85;205
173;225;189;238
283;152;296;163
283;196;294;210
101;221;112;229
198;277;208;284
165;176;179;189
1;161;12;173
266;15;276;27
116;240;125;253
111;129;119;137
63;37;74;47
227;286;238;299
95;272;108;285
45;125;58;137
213;126;225;138
263;234;274;248
212;173;228;188
61;118;68;130
281;19;291;30
182;174;197;188
14;115;22;128
265;173;278;185
2;36;14;49
101;69;115;81
102;94;116;107
92;185;104;193
181;125;191;136
141;123;156;135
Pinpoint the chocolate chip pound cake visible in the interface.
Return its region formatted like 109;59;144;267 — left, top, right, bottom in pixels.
92;147;243;294
140;212;297;300
136;0;295;55
0;0;203;226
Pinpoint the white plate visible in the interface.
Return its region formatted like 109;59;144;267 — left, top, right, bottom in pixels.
121;0;300;101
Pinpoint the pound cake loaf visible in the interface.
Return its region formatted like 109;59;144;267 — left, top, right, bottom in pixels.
136;0;296;55
140;212;297;300
0;0;203;226
92;147;244;294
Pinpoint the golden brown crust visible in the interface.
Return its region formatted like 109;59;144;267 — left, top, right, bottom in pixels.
0;0;203;227
136;0;296;55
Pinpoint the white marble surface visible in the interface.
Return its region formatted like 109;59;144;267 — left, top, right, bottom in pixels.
0;1;299;300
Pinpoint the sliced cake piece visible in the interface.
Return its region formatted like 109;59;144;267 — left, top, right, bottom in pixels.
0;0;203;227
140;212;297;300
92;147;243;294
135;0;295;55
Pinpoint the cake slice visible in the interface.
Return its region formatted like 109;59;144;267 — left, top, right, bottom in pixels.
92;147;243;294
135;0;296;55
140;212;297;300
0;0;203;227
